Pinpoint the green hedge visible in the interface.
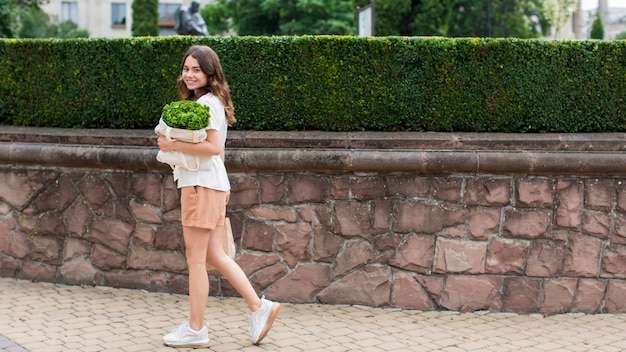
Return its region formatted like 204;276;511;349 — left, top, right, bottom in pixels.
1;36;625;132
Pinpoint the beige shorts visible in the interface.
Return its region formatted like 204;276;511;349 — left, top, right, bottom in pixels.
180;186;229;229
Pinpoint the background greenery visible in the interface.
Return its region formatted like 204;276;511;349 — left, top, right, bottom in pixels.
0;35;624;132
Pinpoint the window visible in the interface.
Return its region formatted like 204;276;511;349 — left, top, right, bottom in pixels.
112;3;126;27
159;3;180;27
61;1;78;24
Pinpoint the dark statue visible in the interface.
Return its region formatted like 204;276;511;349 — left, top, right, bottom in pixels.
175;0;209;36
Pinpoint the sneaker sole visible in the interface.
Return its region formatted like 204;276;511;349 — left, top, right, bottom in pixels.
163;341;211;348
253;302;281;345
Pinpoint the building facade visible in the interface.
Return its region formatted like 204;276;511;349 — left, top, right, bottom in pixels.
40;0;213;38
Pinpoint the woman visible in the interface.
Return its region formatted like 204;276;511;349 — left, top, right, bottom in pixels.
157;45;280;348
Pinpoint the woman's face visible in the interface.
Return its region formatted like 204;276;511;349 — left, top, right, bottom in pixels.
182;55;208;93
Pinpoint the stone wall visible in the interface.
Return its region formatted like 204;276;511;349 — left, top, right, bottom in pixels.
1;127;626;314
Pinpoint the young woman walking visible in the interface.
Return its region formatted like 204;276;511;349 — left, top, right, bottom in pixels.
156;45;280;348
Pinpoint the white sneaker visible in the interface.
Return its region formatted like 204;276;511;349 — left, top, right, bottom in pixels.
249;296;281;345
163;320;210;348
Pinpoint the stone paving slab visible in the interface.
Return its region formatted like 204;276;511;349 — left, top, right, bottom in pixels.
1;277;626;352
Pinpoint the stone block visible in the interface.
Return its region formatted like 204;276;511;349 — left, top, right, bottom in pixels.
433;238;486;274
0;221;10;254
242;220;274;251
20;261;55;282
34;174;76;212
64;238;91;261
10;231;29;259
601;244;626;278
65;200;91;238
163;175;179;212
59;258;101;285
259;175;285;204
329;175;349;200
250;262;288;292
468;207;500;240
276;222;312;267
555;180;583;229
127;246;187;273
0;171;52;210
333;239;375;279
249;206;297;222
313;227;342;263
432;177;462;202
372;198;391;234
540;278;576;314
236;251;281;276
386;175;430;198
515;178;553;208
104;270;150;289
564;233;602;277
603;280;626;313
503;208;552;239
395;201;464;234
78;175;112;209
613;213;626;245
155;225;180;250
440;275;502;312
464;178;480;205
617;181;626;213
133;223;156;247
501;277;540;313
31;236;62;265
482;178;511;206
131;174;162;206
582;210;610;240
571;279;605;313
265;263;331;303
351;176;384;201
0;256;20;276
90;217;134;254
288;175;327;203
92;244;126;270
525;240;565;277
334;201;371;239
317;265;390;307
39;212;66;236
391;271;437;310
373;232;403;252
584;179;614;212
130;198;162;224
415;276;444;303
229;176;258;207
389;234;435;274
486;237;530;275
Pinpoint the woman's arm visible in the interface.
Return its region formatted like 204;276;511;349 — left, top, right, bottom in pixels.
157;129;222;156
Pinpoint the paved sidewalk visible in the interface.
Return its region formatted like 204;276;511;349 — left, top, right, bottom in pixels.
1;278;626;352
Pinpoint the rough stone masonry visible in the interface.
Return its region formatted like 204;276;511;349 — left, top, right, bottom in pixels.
0;128;625;314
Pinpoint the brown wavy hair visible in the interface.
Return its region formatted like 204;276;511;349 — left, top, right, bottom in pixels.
177;45;236;126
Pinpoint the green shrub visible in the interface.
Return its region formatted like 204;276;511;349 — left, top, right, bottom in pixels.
0;36;625;132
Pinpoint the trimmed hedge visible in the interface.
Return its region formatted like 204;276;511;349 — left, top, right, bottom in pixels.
0;36;624;132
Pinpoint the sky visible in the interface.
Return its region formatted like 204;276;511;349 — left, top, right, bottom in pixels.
580;0;626;10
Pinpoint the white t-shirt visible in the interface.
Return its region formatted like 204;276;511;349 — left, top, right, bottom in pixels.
173;93;230;191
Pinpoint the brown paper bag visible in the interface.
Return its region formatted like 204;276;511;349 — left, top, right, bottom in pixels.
206;217;236;271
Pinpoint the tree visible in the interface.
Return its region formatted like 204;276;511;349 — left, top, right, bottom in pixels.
0;0;48;38
448;0;542;38
18;5;89;38
132;0;159;36
199;0;354;36
590;11;604;39
542;0;578;38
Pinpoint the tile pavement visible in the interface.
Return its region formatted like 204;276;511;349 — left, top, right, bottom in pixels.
1;277;626;352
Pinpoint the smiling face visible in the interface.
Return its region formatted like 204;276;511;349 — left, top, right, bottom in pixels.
182;55;208;93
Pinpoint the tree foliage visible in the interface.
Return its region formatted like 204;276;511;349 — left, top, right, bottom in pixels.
19;5;88;38
0;0;49;38
132;0;159;36
590;11;604;39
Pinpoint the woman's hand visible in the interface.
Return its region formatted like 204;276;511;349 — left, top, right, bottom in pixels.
156;132;176;152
